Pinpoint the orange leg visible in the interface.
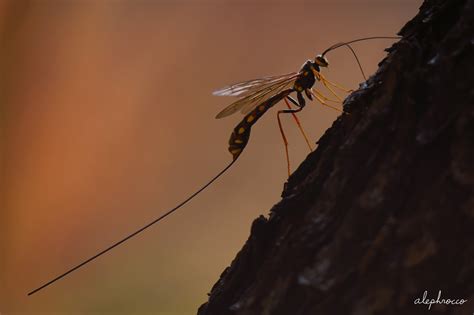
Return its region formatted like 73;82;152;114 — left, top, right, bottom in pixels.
319;72;354;93
309;90;346;114
321;79;344;102
277;110;291;178
277;105;304;178
284;98;314;152
312;89;340;103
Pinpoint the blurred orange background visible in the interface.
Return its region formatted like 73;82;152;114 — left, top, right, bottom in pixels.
1;1;420;314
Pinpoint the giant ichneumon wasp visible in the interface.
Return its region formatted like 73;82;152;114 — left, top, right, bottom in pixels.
28;36;400;296
215;36;399;176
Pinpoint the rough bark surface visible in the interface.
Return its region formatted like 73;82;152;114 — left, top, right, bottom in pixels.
198;0;474;314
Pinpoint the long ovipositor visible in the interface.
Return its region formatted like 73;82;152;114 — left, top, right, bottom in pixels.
228;89;293;160
27;36;401;297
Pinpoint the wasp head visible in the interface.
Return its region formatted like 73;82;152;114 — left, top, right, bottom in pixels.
315;55;329;67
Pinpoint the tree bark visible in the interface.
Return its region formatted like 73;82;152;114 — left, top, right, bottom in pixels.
198;0;474;314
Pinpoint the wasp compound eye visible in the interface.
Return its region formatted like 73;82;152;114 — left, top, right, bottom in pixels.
315;55;329;67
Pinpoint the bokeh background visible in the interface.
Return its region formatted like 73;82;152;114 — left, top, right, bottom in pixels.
1;1;421;314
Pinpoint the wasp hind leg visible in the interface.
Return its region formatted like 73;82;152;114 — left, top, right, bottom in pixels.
277;106;302;178
284;96;313;152
277;93;313;178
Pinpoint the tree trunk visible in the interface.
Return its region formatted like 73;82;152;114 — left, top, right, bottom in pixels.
198;0;474;314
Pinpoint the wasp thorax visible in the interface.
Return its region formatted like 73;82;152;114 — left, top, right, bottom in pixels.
315;55;329;67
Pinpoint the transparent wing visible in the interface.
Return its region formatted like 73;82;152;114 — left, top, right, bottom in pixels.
238;78;296;115
213;72;298;97
214;72;299;119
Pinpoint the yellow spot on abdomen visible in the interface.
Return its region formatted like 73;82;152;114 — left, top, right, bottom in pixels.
258;105;265;111
238;127;245;134
234;139;243;144
246;115;255;123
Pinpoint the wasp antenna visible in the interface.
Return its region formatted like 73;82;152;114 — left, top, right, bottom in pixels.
322;36;401;57
342;43;367;81
27;158;238;296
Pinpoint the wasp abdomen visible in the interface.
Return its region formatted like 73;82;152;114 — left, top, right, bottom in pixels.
228;89;292;160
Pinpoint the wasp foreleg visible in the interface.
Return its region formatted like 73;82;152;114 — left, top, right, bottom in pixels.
309;89;345;113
